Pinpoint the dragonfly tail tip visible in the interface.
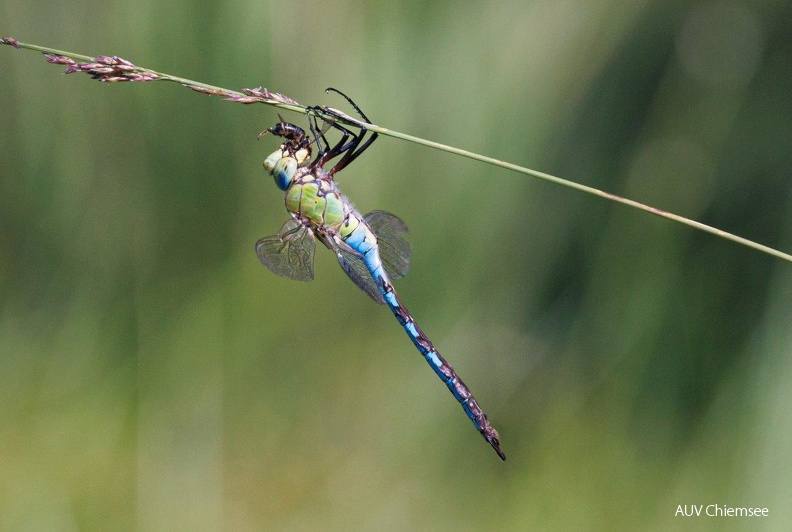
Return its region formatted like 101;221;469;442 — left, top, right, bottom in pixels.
487;436;506;461
494;445;506;461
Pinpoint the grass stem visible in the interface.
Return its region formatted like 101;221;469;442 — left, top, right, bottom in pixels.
3;37;790;264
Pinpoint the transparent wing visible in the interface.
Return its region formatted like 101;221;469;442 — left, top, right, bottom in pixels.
334;244;385;304
364;210;411;280
255;219;316;281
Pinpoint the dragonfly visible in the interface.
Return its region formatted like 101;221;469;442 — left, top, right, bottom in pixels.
256;90;505;460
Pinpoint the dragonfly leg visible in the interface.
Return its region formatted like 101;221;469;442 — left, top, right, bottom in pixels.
310;89;379;175
328;124;378;175
307;106;354;168
322;111;378;175
308;108;371;174
306;109;335;158
325;87;374;123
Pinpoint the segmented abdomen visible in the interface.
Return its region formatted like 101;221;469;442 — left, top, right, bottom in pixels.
340;217;505;459
377;276;505;459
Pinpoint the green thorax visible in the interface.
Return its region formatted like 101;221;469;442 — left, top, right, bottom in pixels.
285;168;346;229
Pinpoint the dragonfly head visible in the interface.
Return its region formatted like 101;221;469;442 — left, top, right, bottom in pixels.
261;120;313;190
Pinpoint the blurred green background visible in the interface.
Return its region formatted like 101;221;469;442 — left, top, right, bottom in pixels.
2;1;791;529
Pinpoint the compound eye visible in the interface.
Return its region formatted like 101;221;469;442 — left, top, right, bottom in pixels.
273;158;298;190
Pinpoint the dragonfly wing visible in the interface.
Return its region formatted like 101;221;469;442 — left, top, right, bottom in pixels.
255;219;316;281
364;210;411;280
333;242;385;304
